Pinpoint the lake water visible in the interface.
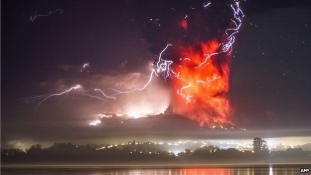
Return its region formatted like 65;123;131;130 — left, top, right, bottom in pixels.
1;165;306;175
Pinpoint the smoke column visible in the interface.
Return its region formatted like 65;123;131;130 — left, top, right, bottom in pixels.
170;1;244;128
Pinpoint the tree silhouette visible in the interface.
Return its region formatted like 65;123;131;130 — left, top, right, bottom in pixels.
253;137;269;155
27;144;42;154
2;141;311;164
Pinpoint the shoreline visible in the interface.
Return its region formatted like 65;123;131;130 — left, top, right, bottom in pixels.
2;163;310;170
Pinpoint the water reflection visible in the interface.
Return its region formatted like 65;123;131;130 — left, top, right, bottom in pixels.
2;166;299;175
86;167;297;175
183;168;232;175
269;165;274;175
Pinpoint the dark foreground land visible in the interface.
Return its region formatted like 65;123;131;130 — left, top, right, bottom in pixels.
2;141;311;166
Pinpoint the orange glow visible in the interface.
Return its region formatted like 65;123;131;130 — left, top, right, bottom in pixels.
173;39;232;127
181;168;232;175
180;19;188;30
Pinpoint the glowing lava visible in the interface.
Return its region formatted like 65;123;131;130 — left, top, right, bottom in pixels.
169;1;244;128
180;18;188;30
172;39;232;127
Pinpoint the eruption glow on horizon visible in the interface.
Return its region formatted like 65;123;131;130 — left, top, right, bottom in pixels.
25;1;244;128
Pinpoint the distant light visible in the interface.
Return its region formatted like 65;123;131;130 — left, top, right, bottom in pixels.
172;151;181;156
89;119;101;126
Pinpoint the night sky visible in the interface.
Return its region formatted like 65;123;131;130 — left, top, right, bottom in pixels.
2;0;311;149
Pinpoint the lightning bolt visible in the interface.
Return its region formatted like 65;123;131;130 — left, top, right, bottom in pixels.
196;1;244;69
95;43;173;97
26;9;63;23
24;44;172;106
80;63;90;72
203;2;212;8
24;84;81;107
94;89;116;99
172;1;244;102
83;63;89;69
25;0;244;106
167;1;244;127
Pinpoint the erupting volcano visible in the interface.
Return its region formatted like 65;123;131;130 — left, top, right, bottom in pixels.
172;40;232;127
23;1;244;129
166;2;244;127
